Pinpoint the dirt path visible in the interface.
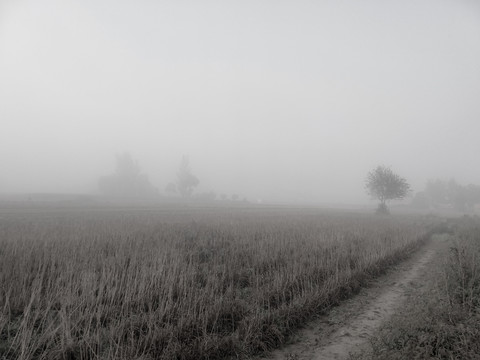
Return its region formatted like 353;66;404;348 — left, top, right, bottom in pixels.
261;235;449;360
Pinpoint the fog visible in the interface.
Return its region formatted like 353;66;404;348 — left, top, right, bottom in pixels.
1;0;479;204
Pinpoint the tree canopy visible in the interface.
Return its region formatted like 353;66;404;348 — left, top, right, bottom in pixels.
365;165;410;214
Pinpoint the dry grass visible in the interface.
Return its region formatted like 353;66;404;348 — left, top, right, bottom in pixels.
0;206;433;359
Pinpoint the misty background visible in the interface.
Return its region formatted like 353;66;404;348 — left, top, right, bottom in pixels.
1;0;479;204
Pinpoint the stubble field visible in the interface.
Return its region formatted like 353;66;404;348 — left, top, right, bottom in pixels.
0;205;436;359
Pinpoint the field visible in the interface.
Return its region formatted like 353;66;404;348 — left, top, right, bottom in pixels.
0;205;436;359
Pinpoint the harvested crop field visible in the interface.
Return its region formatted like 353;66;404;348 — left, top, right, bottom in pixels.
0;205;437;359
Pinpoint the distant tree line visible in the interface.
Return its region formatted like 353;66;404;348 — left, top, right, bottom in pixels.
99;153;202;200
98;153;245;202
412;179;480;212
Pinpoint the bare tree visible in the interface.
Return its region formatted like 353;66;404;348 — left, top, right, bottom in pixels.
365;165;410;214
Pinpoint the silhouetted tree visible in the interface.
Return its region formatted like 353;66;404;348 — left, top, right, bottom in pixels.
176;156;199;198
365;165;411;214
98;153;157;198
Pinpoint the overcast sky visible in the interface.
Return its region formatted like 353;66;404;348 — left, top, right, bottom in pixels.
1;0;479;203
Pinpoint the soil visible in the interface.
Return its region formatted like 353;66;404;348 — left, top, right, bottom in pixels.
260;234;450;360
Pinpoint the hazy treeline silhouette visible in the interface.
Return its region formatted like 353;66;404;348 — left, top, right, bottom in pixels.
95;155;480;212
413;179;480;212
97;153;245;202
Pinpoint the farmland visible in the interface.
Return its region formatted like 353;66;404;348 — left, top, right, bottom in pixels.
0;205;436;359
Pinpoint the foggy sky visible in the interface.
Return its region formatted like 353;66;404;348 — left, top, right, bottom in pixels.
1;0;480;204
